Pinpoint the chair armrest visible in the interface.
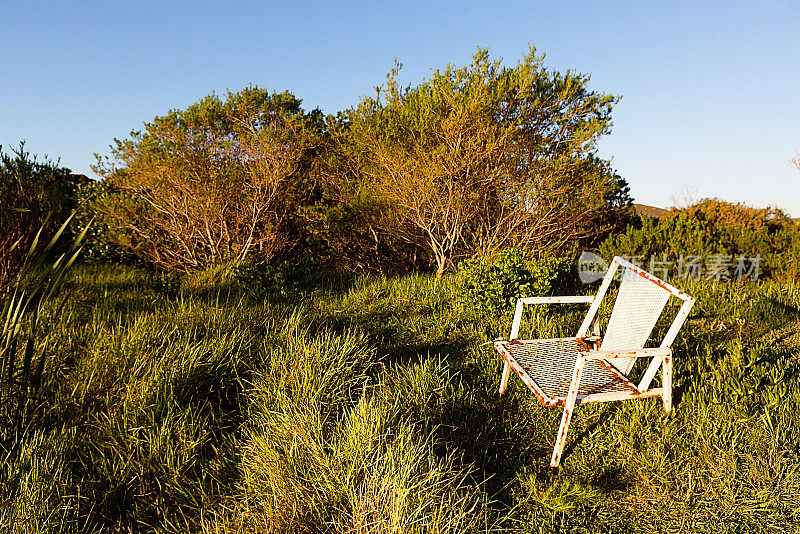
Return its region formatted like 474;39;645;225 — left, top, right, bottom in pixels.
510;296;595;339
582;347;671;360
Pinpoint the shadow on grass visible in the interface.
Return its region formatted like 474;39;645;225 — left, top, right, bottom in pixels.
236;267;360;303
380;340;472;368
317;297;475;367
560;403;620;468
768;293;800;319
409;357;635;509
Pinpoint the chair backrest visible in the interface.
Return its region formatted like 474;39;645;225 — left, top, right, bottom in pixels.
577;257;695;375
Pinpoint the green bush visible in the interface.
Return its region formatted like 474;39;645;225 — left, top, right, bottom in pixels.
598;199;800;281
458;250;574;315
528;256;576;296
233;260;306;299
0;142;88;284
70;179;136;264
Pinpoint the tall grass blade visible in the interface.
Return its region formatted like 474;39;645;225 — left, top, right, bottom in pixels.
1;213;90;443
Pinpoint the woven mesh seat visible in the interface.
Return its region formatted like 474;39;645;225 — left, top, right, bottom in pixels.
496;338;636;405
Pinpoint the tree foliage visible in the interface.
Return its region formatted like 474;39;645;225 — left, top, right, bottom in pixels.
0;143;88;286
93;87;324;272
599;198;800;280
346;47;630;277
296;113;425;274
90;49;632;274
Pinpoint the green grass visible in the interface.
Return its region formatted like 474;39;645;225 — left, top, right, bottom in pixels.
2;264;800;532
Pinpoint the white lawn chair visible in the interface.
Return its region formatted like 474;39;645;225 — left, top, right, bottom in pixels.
494;256;696;467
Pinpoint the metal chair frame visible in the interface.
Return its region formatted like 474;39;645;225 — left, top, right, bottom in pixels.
494;256;696;467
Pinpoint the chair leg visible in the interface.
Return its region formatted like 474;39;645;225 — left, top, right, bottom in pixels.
550;356;585;467
662;354;673;412
499;360;511;395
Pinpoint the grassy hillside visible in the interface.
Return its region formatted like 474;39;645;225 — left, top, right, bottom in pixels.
3;264;800;532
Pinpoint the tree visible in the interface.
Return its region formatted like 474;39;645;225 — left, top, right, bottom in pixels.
0;142;88;286
93;87;323;271
347;47;628;277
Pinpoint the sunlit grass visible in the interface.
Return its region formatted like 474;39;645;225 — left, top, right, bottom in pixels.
2;264;799;532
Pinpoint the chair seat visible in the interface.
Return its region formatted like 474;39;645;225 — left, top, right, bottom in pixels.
494;337;638;406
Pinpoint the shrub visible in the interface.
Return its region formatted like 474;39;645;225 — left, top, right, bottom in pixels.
70;179;135;264
528;256;577;296
93;87;324;272
598;199;800;281
458;249;574;315
0;142;88;285
346;48;630;278
232;260;306;299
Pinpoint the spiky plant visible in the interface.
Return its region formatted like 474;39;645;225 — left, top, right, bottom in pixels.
1;214;89;448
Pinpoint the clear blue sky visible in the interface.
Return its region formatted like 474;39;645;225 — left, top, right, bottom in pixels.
2;1;798;215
